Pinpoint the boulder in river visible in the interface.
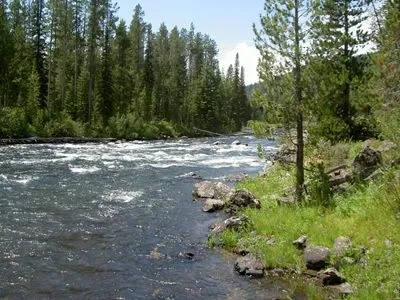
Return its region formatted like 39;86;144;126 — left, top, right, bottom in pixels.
202;199;225;212
225;189;261;214
304;246;330;270
234;254;265;278
231;140;241;145
192;181;234;200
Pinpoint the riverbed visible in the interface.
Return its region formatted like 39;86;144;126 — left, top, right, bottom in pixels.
0;136;298;299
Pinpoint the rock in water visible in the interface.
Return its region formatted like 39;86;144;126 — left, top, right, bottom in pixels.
225;189;261;214
202;199;225;212
234;254;265;278
192;181;234;200
304;246;330;270
232;140;241;145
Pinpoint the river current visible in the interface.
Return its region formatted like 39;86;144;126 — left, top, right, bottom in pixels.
0;136;297;299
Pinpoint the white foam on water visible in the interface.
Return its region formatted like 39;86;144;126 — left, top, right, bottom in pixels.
69;165;101;174
103;190;144;203
9;175;38;185
199;156;262;168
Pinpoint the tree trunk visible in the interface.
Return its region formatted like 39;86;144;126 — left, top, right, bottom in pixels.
294;0;304;201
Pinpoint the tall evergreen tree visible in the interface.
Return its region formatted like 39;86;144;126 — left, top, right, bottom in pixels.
255;0;309;201
309;0;373;139
0;0;14;106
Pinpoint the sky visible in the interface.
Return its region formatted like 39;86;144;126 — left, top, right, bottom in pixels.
115;0;264;84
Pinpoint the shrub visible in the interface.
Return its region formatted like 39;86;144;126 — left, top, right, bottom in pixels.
0;107;29;138
155;120;178;138
44;112;84;137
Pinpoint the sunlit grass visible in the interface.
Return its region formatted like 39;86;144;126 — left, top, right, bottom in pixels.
218;144;400;299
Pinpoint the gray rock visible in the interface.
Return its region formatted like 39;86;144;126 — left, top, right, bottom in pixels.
385;239;393;247
178;252;194;260
333;236;352;256
210;216;248;236
225;189;261;214
224;173;248;183
273;145;296;164
192;181;234;200
202;199;224;212
213;141;222;145
317;267;345;285
333;283;354;295
269;268;285;277
234;254;265;278
304;246;330;270
359;256;368;267
341;256;356;265
352;146;382;179
293;235;308;249
180;172;202;180
377;141;396;152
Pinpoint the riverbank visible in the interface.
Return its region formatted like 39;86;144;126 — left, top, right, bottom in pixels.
213;140;400;299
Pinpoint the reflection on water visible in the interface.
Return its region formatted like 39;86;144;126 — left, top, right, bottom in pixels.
0;136;300;299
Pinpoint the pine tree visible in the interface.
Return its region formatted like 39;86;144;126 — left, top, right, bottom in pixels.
0;0;14;106
309;0;373;139
141;24;154;121
168;26;187;124
152;23;170;120
255;0;309;201
128;4;146;115
112;20;130;115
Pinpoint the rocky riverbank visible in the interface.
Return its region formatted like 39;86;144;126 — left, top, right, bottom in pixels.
194;139;400;299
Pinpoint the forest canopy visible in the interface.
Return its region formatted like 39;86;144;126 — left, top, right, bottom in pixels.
0;1;250;139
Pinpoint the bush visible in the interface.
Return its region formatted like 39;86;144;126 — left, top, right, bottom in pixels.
309;115;350;142
43;112;84;137
155;120;178;138
107;113;142;139
0;107;29;138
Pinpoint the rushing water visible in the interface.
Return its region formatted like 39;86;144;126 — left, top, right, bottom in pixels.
0;136;298;299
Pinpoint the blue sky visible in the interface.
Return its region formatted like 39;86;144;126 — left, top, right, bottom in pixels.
115;0;264;84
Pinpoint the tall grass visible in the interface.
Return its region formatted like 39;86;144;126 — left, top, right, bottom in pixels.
219;142;400;299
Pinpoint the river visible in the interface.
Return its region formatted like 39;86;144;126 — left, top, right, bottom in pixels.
0;136;300;299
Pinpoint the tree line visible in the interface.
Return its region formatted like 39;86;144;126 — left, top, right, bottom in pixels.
253;0;399;200
0;1;250;138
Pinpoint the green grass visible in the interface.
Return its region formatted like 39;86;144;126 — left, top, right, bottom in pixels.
218;142;400;299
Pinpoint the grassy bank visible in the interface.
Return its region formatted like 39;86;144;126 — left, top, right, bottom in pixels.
216;141;400;299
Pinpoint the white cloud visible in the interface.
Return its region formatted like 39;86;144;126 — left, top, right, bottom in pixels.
219;42;260;85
